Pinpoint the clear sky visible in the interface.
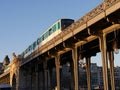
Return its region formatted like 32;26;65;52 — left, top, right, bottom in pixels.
0;0;119;66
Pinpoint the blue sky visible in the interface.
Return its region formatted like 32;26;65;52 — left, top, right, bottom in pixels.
0;0;119;66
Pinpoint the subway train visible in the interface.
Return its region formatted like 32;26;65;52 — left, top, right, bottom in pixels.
20;19;74;58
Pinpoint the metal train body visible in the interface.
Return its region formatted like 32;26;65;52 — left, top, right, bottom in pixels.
21;19;74;58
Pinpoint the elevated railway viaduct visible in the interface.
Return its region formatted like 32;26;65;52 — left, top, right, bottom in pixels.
0;0;120;90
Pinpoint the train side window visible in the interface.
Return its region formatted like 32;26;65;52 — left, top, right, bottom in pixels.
44;33;46;39
44;31;49;39
53;25;56;31
49;28;53;35
43;33;46;39
42;35;44;41
33;41;37;50
27;46;30;52
37;37;41;44
37;37;42;43
57;22;60;30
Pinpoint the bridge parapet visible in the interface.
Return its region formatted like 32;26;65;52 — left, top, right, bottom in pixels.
104;0;120;8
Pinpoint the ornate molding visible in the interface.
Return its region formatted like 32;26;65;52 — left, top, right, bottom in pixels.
105;0;120;9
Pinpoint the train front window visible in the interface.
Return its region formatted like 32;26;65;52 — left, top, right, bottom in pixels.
61;19;74;30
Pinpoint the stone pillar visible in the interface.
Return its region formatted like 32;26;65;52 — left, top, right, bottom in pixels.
86;57;91;90
23;67;32;90
43;61;48;90
72;46;79;90
35;65;39;90
99;34;109;90
32;71;36;90
16;72;19;90
18;69;28;90
49;69;53;90
39;70;44;90
108;51;115;90
55;55;61;90
70;61;74;90
26;68;32;90
30;69;33;90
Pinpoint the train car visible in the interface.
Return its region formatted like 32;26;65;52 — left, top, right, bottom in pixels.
37;19;74;47
21;18;74;58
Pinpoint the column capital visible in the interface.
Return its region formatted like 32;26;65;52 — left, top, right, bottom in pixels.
55;55;61;68
87;27;103;37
